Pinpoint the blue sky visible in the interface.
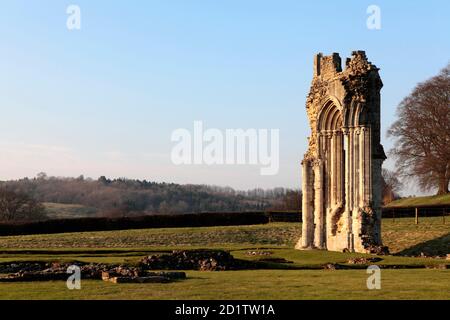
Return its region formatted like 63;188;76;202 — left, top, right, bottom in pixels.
0;1;449;193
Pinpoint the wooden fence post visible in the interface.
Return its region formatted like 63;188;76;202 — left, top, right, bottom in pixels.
415;208;419;225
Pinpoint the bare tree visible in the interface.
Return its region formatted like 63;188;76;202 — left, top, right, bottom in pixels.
269;190;302;211
382;168;402;204
388;63;450;195
0;189;47;222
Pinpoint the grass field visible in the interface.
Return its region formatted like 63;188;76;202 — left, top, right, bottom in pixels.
43;202;98;220
0;269;448;300
386;194;450;207
0;217;448;300
0;217;447;255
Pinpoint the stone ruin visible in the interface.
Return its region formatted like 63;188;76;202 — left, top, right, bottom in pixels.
0;250;251;284
296;51;387;254
0;261;186;284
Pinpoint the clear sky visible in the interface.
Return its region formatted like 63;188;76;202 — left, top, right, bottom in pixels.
0;0;448;193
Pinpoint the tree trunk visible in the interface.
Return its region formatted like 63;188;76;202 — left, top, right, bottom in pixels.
437;176;450;195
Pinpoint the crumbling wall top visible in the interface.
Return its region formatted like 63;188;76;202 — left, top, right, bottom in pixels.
314;52;342;77
313;51;379;79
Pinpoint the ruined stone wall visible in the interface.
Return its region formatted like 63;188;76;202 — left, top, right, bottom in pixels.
296;51;386;253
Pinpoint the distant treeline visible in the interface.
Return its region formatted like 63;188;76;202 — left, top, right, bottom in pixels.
0;174;301;219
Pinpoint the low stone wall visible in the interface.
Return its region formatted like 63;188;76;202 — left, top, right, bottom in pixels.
0;250;252;284
0;261;186;284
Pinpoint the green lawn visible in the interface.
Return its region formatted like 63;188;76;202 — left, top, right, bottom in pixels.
0;223;300;249
0;218;447;255
386;194;450;207
0;247;446;268
0;217;448;300
382;217;449;255
0;269;448;300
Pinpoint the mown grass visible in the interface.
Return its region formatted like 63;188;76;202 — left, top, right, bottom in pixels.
386;194;450;207
0;218;447;256
0;217;448;300
232;248;448;268
0;223;300;249
382;217;449;255
0;217;447;267
0;247;446;267
0;269;448;300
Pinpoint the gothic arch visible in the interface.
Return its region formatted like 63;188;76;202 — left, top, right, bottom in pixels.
318;100;343;131
317;97;342;129
342;100;370;128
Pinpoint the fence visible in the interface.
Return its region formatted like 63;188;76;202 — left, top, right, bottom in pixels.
266;206;450;225
382;205;449;225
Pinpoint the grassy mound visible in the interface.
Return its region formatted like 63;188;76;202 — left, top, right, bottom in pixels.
386;194;450;208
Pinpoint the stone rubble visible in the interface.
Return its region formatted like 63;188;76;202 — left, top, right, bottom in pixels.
322;263;344;270
140;250;252;271
365;245;390;255
245;250;273;256
347;257;383;264
0;261;186;284
0;249;249;283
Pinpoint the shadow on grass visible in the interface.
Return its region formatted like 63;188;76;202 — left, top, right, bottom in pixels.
395;232;450;257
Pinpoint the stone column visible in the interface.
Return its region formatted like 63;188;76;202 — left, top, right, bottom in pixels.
351;127;357;213
313;159;325;249
354;127;361;210
330;131;336;207
360;127;370;206
335;131;344;205
326;132;332;210
298;160;314;249
352;127;362;250
326;132;335;240
342;127;352;250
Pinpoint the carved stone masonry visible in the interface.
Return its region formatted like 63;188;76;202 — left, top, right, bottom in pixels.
296;51;386;253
